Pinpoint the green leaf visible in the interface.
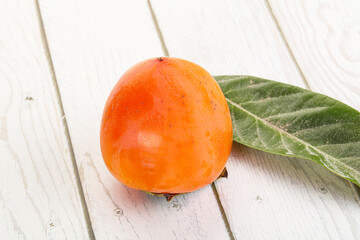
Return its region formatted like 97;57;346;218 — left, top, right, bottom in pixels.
214;75;360;186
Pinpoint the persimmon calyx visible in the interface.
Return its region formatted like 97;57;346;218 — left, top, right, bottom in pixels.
143;167;228;201
216;167;228;180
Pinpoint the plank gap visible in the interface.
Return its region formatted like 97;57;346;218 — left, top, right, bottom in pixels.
147;0;170;57
264;0;360;203
211;184;235;240
264;0;311;90
34;0;96;238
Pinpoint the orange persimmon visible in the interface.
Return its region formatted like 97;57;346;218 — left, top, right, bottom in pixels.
100;57;232;195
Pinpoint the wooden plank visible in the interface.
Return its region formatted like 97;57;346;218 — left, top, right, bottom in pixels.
0;1;90;239
150;0;360;239
268;0;360;110
268;0;360;202
38;0;231;239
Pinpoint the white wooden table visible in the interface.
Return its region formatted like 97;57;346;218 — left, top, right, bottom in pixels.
1;0;360;239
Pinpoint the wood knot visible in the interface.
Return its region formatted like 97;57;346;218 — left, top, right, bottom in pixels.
169;201;181;211
113;208;124;217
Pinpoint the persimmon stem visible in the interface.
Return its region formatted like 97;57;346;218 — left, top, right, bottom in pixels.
143;191;180;201
143;168;228;201
164;193;177;201
217;167;228;180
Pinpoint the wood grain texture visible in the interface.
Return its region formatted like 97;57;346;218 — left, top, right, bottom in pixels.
0;0;90;239
267;0;360;201
150;0;360;239
38;0;231;239
268;0;360;110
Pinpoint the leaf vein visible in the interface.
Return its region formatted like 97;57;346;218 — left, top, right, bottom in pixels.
256;120;267;148
216;76;248;83
293;122;353;135
226;98;360;181
316;141;360;148
280;134;293;154
265;106;330;119
237;92;307;105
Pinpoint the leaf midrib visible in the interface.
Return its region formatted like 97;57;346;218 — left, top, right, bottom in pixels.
226;98;360;181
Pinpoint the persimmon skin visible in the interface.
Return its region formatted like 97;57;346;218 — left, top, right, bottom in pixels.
100;57;232;194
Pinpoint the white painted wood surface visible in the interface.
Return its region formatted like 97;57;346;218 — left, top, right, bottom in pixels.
0;1;90;239
268;0;360;221
268;0;360;110
1;0;360;239
37;0;230;239
268;0;360;203
151;0;360;239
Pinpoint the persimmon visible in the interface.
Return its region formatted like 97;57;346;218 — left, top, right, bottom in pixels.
100;57;232;197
